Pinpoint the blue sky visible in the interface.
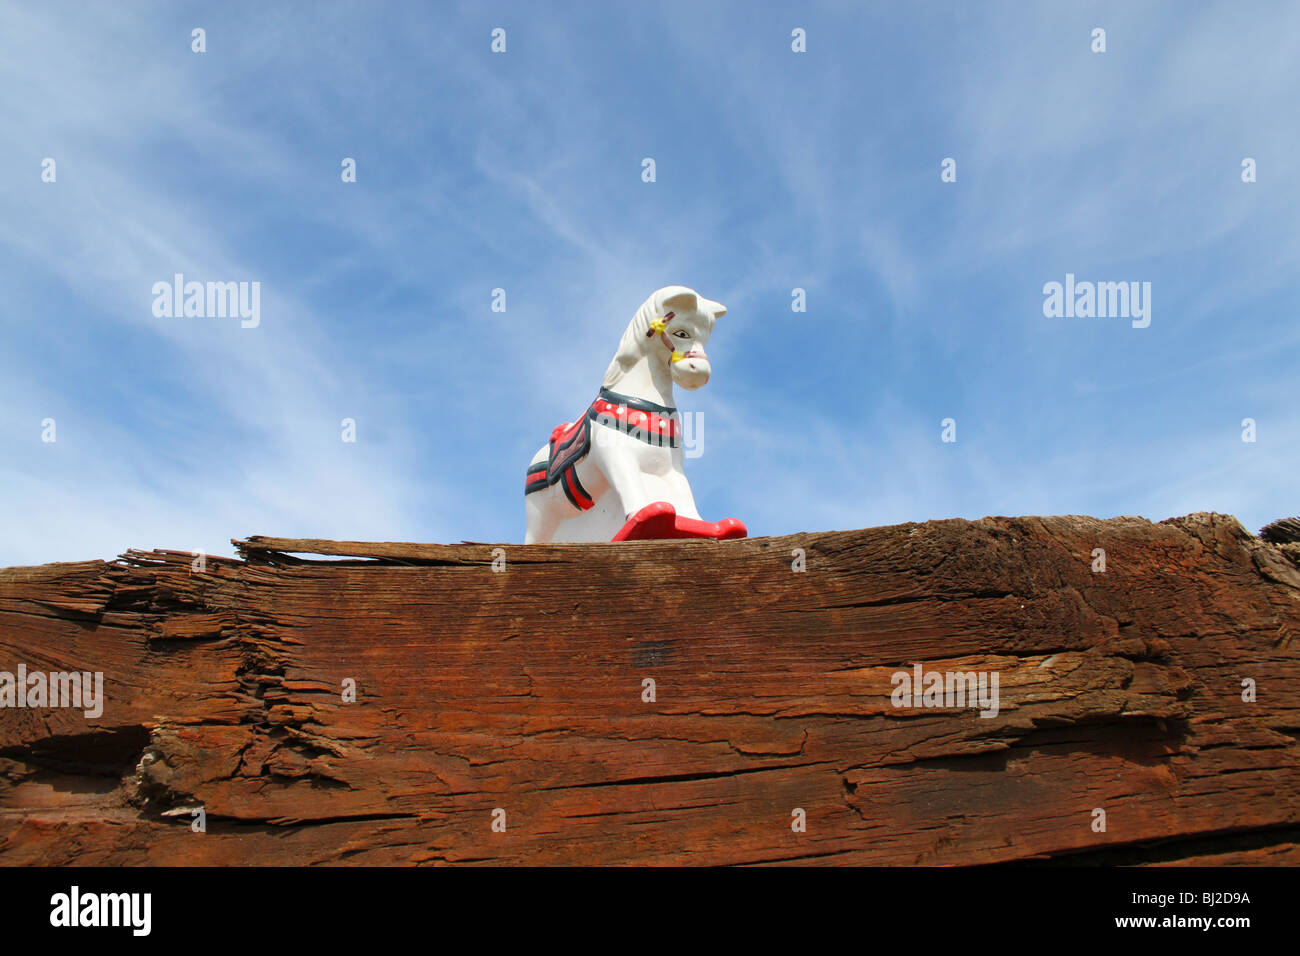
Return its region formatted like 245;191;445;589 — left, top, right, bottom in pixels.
2;1;1297;565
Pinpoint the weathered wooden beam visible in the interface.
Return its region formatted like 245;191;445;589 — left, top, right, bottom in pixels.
2;513;1299;865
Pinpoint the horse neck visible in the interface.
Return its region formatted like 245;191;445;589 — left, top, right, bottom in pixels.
608;356;675;409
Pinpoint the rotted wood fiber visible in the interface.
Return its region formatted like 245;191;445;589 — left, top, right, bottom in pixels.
1;512;1298;865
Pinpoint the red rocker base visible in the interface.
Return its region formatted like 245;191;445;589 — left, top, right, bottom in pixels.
611;501;748;542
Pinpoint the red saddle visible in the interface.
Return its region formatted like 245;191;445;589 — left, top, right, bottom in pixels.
524;414;594;510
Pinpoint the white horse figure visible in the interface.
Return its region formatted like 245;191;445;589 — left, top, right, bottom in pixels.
524;286;747;544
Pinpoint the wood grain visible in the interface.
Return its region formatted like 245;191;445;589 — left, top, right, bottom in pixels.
2;513;1298;865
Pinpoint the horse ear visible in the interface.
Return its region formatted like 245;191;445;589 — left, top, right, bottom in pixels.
660;289;699;314
706;299;726;319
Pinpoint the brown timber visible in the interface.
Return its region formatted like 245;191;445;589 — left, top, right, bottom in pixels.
1;512;1298;865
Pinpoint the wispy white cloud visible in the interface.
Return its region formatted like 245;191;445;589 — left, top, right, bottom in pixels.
2;1;1295;564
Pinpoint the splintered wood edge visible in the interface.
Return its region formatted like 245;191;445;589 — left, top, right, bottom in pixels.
230;533;789;564
229;515;1252;564
0;514;1263;573
1260;517;1300;544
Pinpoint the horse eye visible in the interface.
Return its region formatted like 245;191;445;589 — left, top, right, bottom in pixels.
674;330;689;338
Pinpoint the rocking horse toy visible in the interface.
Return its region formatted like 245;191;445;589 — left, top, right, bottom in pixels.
524;285;748;544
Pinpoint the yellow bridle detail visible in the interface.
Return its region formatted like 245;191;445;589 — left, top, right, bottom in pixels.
651;314;686;363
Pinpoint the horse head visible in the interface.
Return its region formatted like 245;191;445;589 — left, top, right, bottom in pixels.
603;286;727;392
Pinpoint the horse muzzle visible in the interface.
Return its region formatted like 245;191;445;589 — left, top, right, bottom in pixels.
671;352;711;389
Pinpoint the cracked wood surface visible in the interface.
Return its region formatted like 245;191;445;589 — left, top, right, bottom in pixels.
2;512;1299;865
